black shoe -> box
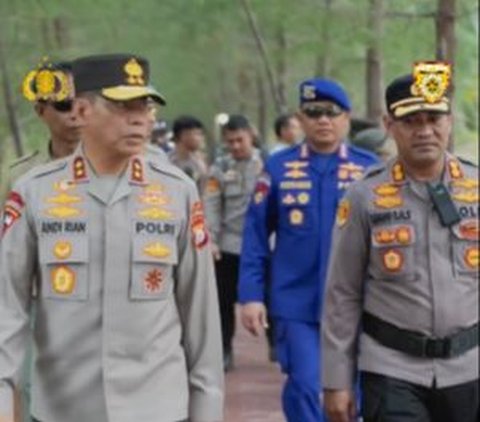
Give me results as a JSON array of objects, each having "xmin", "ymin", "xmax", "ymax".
[{"xmin": 223, "ymin": 350, "xmax": 234, "ymax": 372}]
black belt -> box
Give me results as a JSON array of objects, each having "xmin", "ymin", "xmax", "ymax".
[{"xmin": 363, "ymin": 312, "xmax": 479, "ymax": 359}]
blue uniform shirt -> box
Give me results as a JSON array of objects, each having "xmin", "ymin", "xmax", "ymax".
[{"xmin": 239, "ymin": 142, "xmax": 379, "ymax": 322}]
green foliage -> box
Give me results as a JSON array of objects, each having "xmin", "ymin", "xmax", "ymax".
[{"xmin": 0, "ymin": 0, "xmax": 478, "ymax": 168}]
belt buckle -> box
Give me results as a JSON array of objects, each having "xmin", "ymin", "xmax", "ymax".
[{"xmin": 424, "ymin": 337, "xmax": 451, "ymax": 358}]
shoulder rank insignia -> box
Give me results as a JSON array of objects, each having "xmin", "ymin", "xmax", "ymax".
[
  {"xmin": 73, "ymin": 157, "xmax": 88, "ymax": 181},
  {"xmin": 391, "ymin": 163, "xmax": 406, "ymax": 183},
  {"xmin": 336, "ymin": 199, "xmax": 350, "ymax": 228},
  {"xmin": 51, "ymin": 265, "xmax": 76, "ymax": 295},
  {"xmin": 130, "ymin": 158, "xmax": 144, "ymax": 183},
  {"xmin": 447, "ymin": 159, "xmax": 463, "ymax": 180}
]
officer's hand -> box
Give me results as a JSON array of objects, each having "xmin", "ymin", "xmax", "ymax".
[
  {"xmin": 211, "ymin": 243, "xmax": 222, "ymax": 261},
  {"xmin": 324, "ymin": 389, "xmax": 356, "ymax": 422},
  {"xmin": 241, "ymin": 302, "xmax": 268, "ymax": 337}
]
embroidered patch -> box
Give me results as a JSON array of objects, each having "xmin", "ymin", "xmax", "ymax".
[
  {"xmin": 73, "ymin": 157, "xmax": 87, "ymax": 181},
  {"xmin": 2, "ymin": 205, "xmax": 22, "ymax": 236},
  {"xmin": 282, "ymin": 194, "xmax": 296, "ymax": 205},
  {"xmin": 336, "ymin": 199, "xmax": 350, "ymax": 228},
  {"xmin": 452, "ymin": 190, "xmax": 478, "ymax": 204},
  {"xmin": 458, "ymin": 220, "xmax": 479, "ymax": 241},
  {"xmin": 381, "ymin": 249, "xmax": 404, "ymax": 272},
  {"xmin": 138, "ymin": 184, "xmax": 169, "ymax": 206},
  {"xmin": 205, "ymin": 177, "xmax": 221, "ymax": 194},
  {"xmin": 285, "ymin": 161, "xmax": 308, "ymax": 170},
  {"xmin": 280, "ymin": 181, "xmax": 312, "ymax": 190},
  {"xmin": 464, "ymin": 246, "xmax": 479, "ymax": 270},
  {"xmin": 289, "ymin": 209, "xmax": 304, "ymax": 225},
  {"xmin": 374, "ymin": 184, "xmax": 399, "ymax": 196},
  {"xmin": 374, "ymin": 229, "xmax": 396, "ymax": 245},
  {"xmin": 451, "ymin": 179, "xmax": 478, "ymax": 190},
  {"xmin": 51, "ymin": 265, "xmax": 76, "ymax": 295},
  {"xmin": 143, "ymin": 242, "xmax": 171, "ymax": 259},
  {"xmin": 253, "ymin": 173, "xmax": 271, "ymax": 204},
  {"xmin": 374, "ymin": 196, "xmax": 403, "ymax": 209},
  {"xmin": 391, "ymin": 163, "xmax": 405, "ymax": 183},
  {"xmin": 297, "ymin": 192, "xmax": 310, "ymax": 205},
  {"xmin": 190, "ymin": 201, "xmax": 209, "ymax": 249},
  {"xmin": 6, "ymin": 191, "xmax": 25, "ymax": 208},
  {"xmin": 53, "ymin": 240, "xmax": 73, "ymax": 260},
  {"xmin": 45, "ymin": 206, "xmax": 82, "ymax": 219},
  {"xmin": 138, "ymin": 207, "xmax": 174, "ymax": 220},
  {"xmin": 144, "ymin": 268, "xmax": 163, "ymax": 292},
  {"xmin": 395, "ymin": 226, "xmax": 413, "ymax": 244},
  {"xmin": 285, "ymin": 169, "xmax": 308, "ymax": 179}
]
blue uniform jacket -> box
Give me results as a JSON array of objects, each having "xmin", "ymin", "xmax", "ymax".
[{"xmin": 239, "ymin": 142, "xmax": 379, "ymax": 322}]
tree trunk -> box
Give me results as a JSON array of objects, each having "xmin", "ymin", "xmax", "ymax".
[
  {"xmin": 238, "ymin": 0, "xmax": 284, "ymax": 113},
  {"xmin": 275, "ymin": 23, "xmax": 288, "ymax": 113},
  {"xmin": 256, "ymin": 69, "xmax": 267, "ymax": 145},
  {"xmin": 53, "ymin": 15, "xmax": 70, "ymax": 49},
  {"xmin": 366, "ymin": 0, "xmax": 384, "ymax": 124},
  {"xmin": 436, "ymin": 0, "xmax": 456, "ymax": 151},
  {"xmin": 0, "ymin": 38, "xmax": 23, "ymax": 158},
  {"xmin": 315, "ymin": 0, "xmax": 333, "ymax": 77}
]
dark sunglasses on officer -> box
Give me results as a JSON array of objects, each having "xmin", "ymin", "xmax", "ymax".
[
  {"xmin": 301, "ymin": 103, "xmax": 344, "ymax": 119},
  {"xmin": 38, "ymin": 99, "xmax": 74, "ymax": 113}
]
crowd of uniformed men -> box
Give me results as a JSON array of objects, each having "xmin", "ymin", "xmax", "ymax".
[{"xmin": 0, "ymin": 54, "xmax": 478, "ymax": 422}]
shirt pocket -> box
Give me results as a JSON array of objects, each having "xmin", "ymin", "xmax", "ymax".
[
  {"xmin": 369, "ymin": 224, "xmax": 418, "ymax": 282},
  {"xmin": 451, "ymin": 220, "xmax": 479, "ymax": 279},
  {"xmin": 39, "ymin": 236, "xmax": 89, "ymax": 301},
  {"xmin": 130, "ymin": 234, "xmax": 178, "ymax": 301}
]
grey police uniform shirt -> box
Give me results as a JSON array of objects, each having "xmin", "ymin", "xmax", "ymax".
[
  {"xmin": 0, "ymin": 147, "xmax": 224, "ymax": 422},
  {"xmin": 168, "ymin": 149, "xmax": 209, "ymax": 194},
  {"xmin": 203, "ymin": 149, "xmax": 263, "ymax": 255},
  {"xmin": 322, "ymin": 154, "xmax": 478, "ymax": 390}
]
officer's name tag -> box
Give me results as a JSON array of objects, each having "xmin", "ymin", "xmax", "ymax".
[
  {"xmin": 41, "ymin": 220, "xmax": 87, "ymax": 234},
  {"xmin": 136, "ymin": 221, "xmax": 175, "ymax": 235},
  {"xmin": 370, "ymin": 210, "xmax": 411, "ymax": 225}
]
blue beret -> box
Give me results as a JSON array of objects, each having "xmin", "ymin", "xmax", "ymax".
[{"xmin": 299, "ymin": 78, "xmax": 351, "ymax": 111}]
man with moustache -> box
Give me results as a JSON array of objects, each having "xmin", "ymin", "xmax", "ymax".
[
  {"xmin": 0, "ymin": 54, "xmax": 223, "ymax": 422},
  {"xmin": 322, "ymin": 62, "xmax": 478, "ymax": 422}
]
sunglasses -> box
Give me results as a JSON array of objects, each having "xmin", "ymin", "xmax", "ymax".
[
  {"xmin": 51, "ymin": 101, "xmax": 74, "ymax": 113},
  {"xmin": 301, "ymin": 105, "xmax": 343, "ymax": 119}
]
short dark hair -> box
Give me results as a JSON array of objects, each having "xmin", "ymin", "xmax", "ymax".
[
  {"xmin": 274, "ymin": 113, "xmax": 295, "ymax": 138},
  {"xmin": 172, "ymin": 115, "xmax": 204, "ymax": 139},
  {"xmin": 222, "ymin": 114, "xmax": 251, "ymax": 132}
]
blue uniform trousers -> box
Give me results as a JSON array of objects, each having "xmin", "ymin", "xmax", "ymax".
[{"xmin": 274, "ymin": 318, "xmax": 326, "ymax": 422}]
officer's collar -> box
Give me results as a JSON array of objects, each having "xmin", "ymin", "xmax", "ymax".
[
  {"xmin": 70, "ymin": 144, "xmax": 147, "ymax": 186},
  {"xmin": 389, "ymin": 153, "xmax": 465, "ymax": 186},
  {"xmin": 299, "ymin": 141, "xmax": 348, "ymax": 161}
]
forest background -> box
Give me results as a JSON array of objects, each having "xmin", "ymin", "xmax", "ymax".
[{"xmin": 0, "ymin": 0, "xmax": 478, "ymax": 185}]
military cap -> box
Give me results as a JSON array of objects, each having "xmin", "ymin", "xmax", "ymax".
[
  {"xmin": 72, "ymin": 53, "xmax": 166, "ymax": 105},
  {"xmin": 22, "ymin": 59, "xmax": 74, "ymax": 102},
  {"xmin": 386, "ymin": 61, "xmax": 451, "ymax": 118},
  {"xmin": 299, "ymin": 78, "xmax": 351, "ymax": 111}
]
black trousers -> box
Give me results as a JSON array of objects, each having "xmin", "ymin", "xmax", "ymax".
[
  {"xmin": 361, "ymin": 371, "xmax": 479, "ymax": 422},
  {"xmin": 215, "ymin": 252, "xmax": 239, "ymax": 353}
]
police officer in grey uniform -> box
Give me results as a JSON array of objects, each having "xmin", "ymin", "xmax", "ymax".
[
  {"xmin": 322, "ymin": 63, "xmax": 478, "ymax": 422},
  {"xmin": 0, "ymin": 54, "xmax": 223, "ymax": 422},
  {"xmin": 1, "ymin": 61, "xmax": 81, "ymax": 205},
  {"xmin": 203, "ymin": 114, "xmax": 263, "ymax": 370}
]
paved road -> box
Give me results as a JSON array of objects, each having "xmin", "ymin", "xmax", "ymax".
[{"xmin": 224, "ymin": 308, "xmax": 285, "ymax": 422}]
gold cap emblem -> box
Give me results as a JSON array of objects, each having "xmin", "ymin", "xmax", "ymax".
[
  {"xmin": 411, "ymin": 61, "xmax": 451, "ymax": 104},
  {"xmin": 124, "ymin": 58, "xmax": 145, "ymax": 86}
]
